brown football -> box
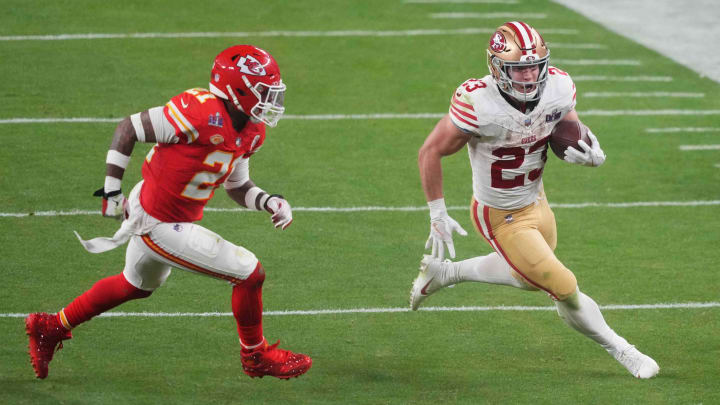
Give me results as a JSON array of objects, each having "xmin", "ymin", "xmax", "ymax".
[{"xmin": 549, "ymin": 120, "xmax": 591, "ymax": 159}]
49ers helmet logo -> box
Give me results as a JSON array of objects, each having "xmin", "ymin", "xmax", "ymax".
[
  {"xmin": 490, "ymin": 31, "xmax": 506, "ymax": 52},
  {"xmin": 236, "ymin": 55, "xmax": 266, "ymax": 76}
]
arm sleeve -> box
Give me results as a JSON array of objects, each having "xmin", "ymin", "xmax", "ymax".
[
  {"xmin": 148, "ymin": 106, "xmax": 180, "ymax": 144},
  {"xmin": 223, "ymin": 157, "xmax": 250, "ymax": 190}
]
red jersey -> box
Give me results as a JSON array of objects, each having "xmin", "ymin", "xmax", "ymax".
[{"xmin": 140, "ymin": 88, "xmax": 265, "ymax": 223}]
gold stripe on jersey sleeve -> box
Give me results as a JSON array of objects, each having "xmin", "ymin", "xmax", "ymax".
[{"xmin": 166, "ymin": 101, "xmax": 199, "ymax": 143}]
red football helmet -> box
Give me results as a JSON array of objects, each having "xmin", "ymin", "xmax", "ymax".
[{"xmin": 209, "ymin": 45, "xmax": 286, "ymax": 127}]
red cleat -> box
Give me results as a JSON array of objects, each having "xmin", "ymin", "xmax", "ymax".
[
  {"xmin": 25, "ymin": 312, "xmax": 72, "ymax": 379},
  {"xmin": 241, "ymin": 340, "xmax": 312, "ymax": 380}
]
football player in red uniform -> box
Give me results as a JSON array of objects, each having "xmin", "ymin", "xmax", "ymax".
[
  {"xmin": 25, "ymin": 45, "xmax": 312, "ymax": 380},
  {"xmin": 409, "ymin": 22, "xmax": 659, "ymax": 379}
]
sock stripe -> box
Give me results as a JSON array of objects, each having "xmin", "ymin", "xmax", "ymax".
[{"xmin": 140, "ymin": 235, "xmax": 244, "ymax": 284}]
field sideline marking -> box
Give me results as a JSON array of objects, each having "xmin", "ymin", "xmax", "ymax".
[
  {"xmin": 2, "ymin": 200, "xmax": 720, "ymax": 218},
  {"xmin": 0, "ymin": 27, "xmax": 577, "ymax": 41},
  {"xmin": 3, "ymin": 109, "xmax": 720, "ymax": 125},
  {"xmin": 2, "ymin": 302, "xmax": 718, "ymax": 318}
]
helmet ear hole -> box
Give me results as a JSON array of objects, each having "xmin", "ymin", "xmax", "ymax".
[{"xmin": 236, "ymin": 88, "xmax": 246, "ymax": 97}]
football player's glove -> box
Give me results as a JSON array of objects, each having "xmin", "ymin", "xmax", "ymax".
[
  {"xmin": 564, "ymin": 131, "xmax": 606, "ymax": 167},
  {"xmin": 93, "ymin": 188, "xmax": 127, "ymax": 219},
  {"xmin": 265, "ymin": 195, "xmax": 293, "ymax": 230},
  {"xmin": 425, "ymin": 199, "xmax": 467, "ymax": 261}
]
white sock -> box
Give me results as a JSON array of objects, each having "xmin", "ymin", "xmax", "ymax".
[
  {"xmin": 555, "ymin": 289, "xmax": 631, "ymax": 355},
  {"xmin": 448, "ymin": 253, "xmax": 534, "ymax": 290}
]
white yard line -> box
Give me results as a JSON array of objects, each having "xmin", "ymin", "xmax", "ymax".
[
  {"xmin": 546, "ymin": 43, "xmax": 607, "ymax": 49},
  {"xmin": 679, "ymin": 145, "xmax": 720, "ymax": 151},
  {"xmin": 3, "ymin": 109, "xmax": 720, "ymax": 125},
  {"xmin": 553, "ymin": 59, "xmax": 641, "ymax": 65},
  {"xmin": 1, "ymin": 301, "xmax": 718, "ymax": 318},
  {"xmin": 584, "ymin": 92, "xmax": 704, "ymax": 98},
  {"xmin": 405, "ymin": 0, "xmax": 518, "ymax": 3},
  {"xmin": 572, "ymin": 75, "xmax": 672, "ymax": 82},
  {"xmin": 0, "ymin": 27, "xmax": 578, "ymax": 41},
  {"xmin": 430, "ymin": 12, "xmax": 547, "ymax": 19},
  {"xmin": 580, "ymin": 110, "xmax": 720, "ymax": 116},
  {"xmin": 646, "ymin": 127, "xmax": 720, "ymax": 133},
  {"xmin": 2, "ymin": 200, "xmax": 719, "ymax": 218}
]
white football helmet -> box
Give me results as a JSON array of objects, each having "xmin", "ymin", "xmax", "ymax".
[{"xmin": 486, "ymin": 21, "xmax": 550, "ymax": 102}]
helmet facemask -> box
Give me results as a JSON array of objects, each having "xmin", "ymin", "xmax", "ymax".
[
  {"xmin": 243, "ymin": 77, "xmax": 286, "ymax": 127},
  {"xmin": 489, "ymin": 52, "xmax": 549, "ymax": 103}
]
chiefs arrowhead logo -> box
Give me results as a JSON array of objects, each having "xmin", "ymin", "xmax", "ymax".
[
  {"xmin": 236, "ymin": 55, "xmax": 266, "ymax": 76},
  {"xmin": 490, "ymin": 31, "xmax": 506, "ymax": 53}
]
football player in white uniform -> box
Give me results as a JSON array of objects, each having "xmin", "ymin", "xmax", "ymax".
[{"xmin": 409, "ymin": 21, "xmax": 659, "ymax": 379}]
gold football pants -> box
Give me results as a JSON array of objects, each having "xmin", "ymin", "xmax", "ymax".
[{"xmin": 470, "ymin": 194, "xmax": 577, "ymax": 301}]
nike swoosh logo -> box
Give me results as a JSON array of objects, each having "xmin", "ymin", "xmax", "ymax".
[
  {"xmin": 181, "ymin": 98, "xmax": 188, "ymax": 108},
  {"xmin": 420, "ymin": 278, "xmax": 434, "ymax": 295}
]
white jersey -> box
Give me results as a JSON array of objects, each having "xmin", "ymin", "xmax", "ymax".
[{"xmin": 449, "ymin": 67, "xmax": 576, "ymax": 210}]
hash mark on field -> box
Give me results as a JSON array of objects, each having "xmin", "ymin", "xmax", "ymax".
[
  {"xmin": 679, "ymin": 144, "xmax": 720, "ymax": 151},
  {"xmin": 2, "ymin": 201, "xmax": 720, "ymax": 218},
  {"xmin": 2, "ymin": 302, "xmax": 718, "ymax": 318},
  {"xmin": 0, "ymin": 27, "xmax": 578, "ymax": 41},
  {"xmin": 646, "ymin": 127, "xmax": 720, "ymax": 133}
]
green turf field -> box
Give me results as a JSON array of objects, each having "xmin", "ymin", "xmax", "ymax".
[{"xmin": 2, "ymin": 1, "xmax": 719, "ymax": 404}]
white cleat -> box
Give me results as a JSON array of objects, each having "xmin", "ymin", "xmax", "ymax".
[
  {"xmin": 613, "ymin": 345, "xmax": 660, "ymax": 379},
  {"xmin": 409, "ymin": 255, "xmax": 452, "ymax": 311}
]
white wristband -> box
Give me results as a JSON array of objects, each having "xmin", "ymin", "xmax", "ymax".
[
  {"xmin": 104, "ymin": 176, "xmax": 122, "ymax": 192},
  {"xmin": 244, "ymin": 186, "xmax": 270, "ymax": 211},
  {"xmin": 427, "ymin": 198, "xmax": 447, "ymax": 219},
  {"xmin": 107, "ymin": 150, "xmax": 130, "ymax": 169}
]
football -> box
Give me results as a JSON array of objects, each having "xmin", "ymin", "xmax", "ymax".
[{"xmin": 549, "ymin": 120, "xmax": 591, "ymax": 159}]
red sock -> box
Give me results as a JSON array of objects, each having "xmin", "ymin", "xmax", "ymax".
[
  {"xmin": 232, "ymin": 263, "xmax": 265, "ymax": 348},
  {"xmin": 59, "ymin": 272, "xmax": 152, "ymax": 329}
]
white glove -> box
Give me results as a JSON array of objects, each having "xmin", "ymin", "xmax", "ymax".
[
  {"xmin": 424, "ymin": 198, "xmax": 467, "ymax": 260},
  {"xmin": 266, "ymin": 196, "xmax": 293, "ymax": 230},
  {"xmin": 564, "ymin": 131, "xmax": 606, "ymax": 167},
  {"xmin": 93, "ymin": 188, "xmax": 127, "ymax": 219}
]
